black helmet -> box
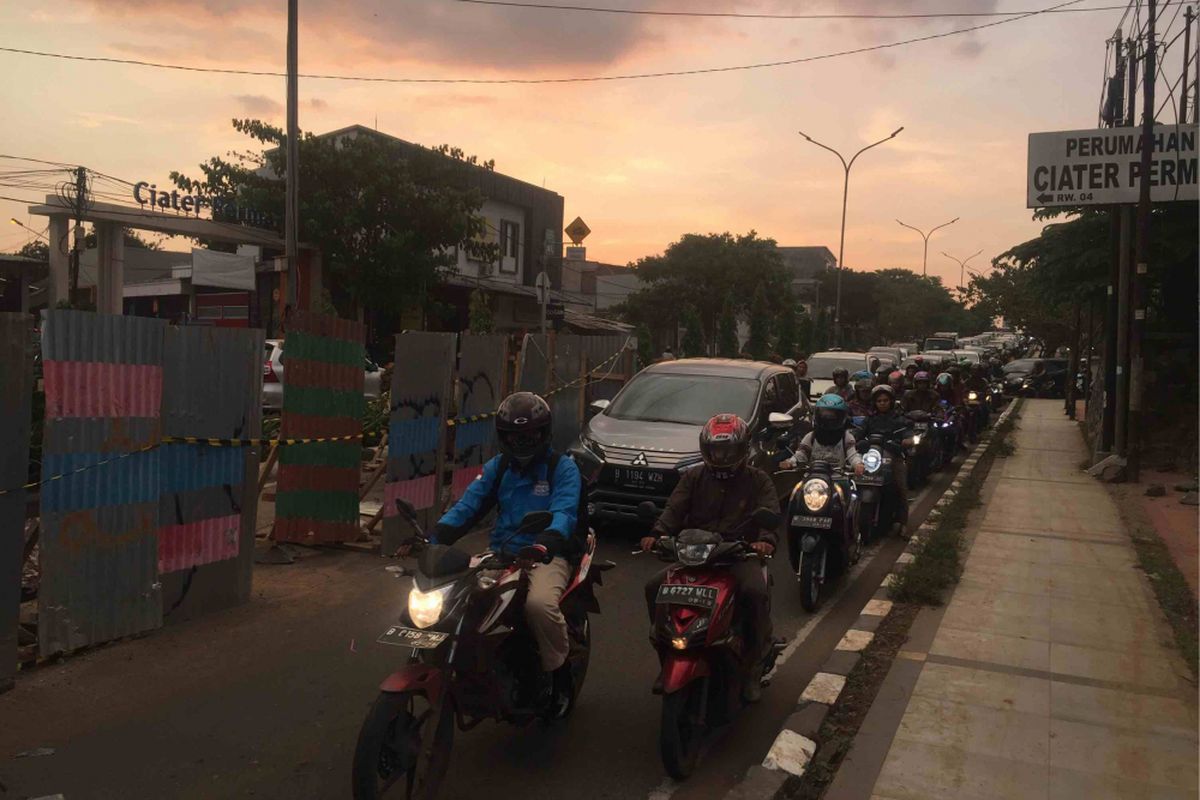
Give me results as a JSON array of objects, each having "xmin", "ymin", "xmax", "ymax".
[
  {"xmin": 873, "ymin": 367, "xmax": 891, "ymax": 386},
  {"xmin": 832, "ymin": 367, "xmax": 850, "ymax": 384},
  {"xmin": 699, "ymin": 413, "xmax": 751, "ymax": 480},
  {"xmin": 495, "ymin": 392, "xmax": 552, "ymax": 467},
  {"xmin": 854, "ymin": 378, "xmax": 873, "ymax": 399}
]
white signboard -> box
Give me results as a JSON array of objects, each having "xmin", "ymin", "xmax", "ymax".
[
  {"xmin": 191, "ymin": 247, "xmax": 256, "ymax": 290},
  {"xmin": 1027, "ymin": 124, "xmax": 1197, "ymax": 207}
]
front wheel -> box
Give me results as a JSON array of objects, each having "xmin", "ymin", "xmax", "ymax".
[
  {"xmin": 798, "ymin": 548, "xmax": 823, "ymax": 612},
  {"xmin": 858, "ymin": 500, "xmax": 878, "ymax": 544},
  {"xmin": 352, "ymin": 691, "xmax": 454, "ymax": 800},
  {"xmin": 563, "ymin": 615, "xmax": 592, "ymax": 718},
  {"xmin": 660, "ymin": 681, "xmax": 704, "ymax": 780}
]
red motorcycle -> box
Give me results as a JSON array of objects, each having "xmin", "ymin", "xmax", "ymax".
[
  {"xmin": 352, "ymin": 500, "xmax": 613, "ymax": 799},
  {"xmin": 639, "ymin": 502, "xmax": 784, "ymax": 780}
]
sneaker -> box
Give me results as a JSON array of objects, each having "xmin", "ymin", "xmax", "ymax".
[{"xmin": 550, "ymin": 664, "xmax": 573, "ymax": 719}]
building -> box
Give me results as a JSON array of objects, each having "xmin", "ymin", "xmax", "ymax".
[
  {"xmin": 0, "ymin": 254, "xmax": 46, "ymax": 313},
  {"xmin": 776, "ymin": 245, "xmax": 835, "ymax": 315},
  {"xmin": 560, "ymin": 257, "xmax": 641, "ymax": 313}
]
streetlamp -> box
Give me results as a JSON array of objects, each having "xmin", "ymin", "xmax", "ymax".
[
  {"xmin": 897, "ymin": 217, "xmax": 959, "ymax": 277},
  {"xmin": 799, "ymin": 126, "xmax": 904, "ymax": 347},
  {"xmin": 943, "ymin": 249, "xmax": 983, "ymax": 291}
]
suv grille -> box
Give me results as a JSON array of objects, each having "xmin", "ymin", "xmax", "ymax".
[{"xmin": 600, "ymin": 443, "xmax": 701, "ymax": 469}]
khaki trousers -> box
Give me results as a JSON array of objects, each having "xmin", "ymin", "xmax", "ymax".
[{"xmin": 525, "ymin": 557, "xmax": 572, "ymax": 671}]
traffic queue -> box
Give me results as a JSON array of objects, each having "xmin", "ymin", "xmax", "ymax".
[{"xmin": 357, "ymin": 333, "xmax": 1017, "ymax": 798}]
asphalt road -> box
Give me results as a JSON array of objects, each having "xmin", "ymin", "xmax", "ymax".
[{"xmin": 0, "ymin": 469, "xmax": 954, "ymax": 800}]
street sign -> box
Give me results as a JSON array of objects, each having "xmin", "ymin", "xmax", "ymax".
[
  {"xmin": 1027, "ymin": 124, "xmax": 1197, "ymax": 207},
  {"xmin": 546, "ymin": 301, "xmax": 566, "ymax": 322},
  {"xmin": 565, "ymin": 217, "xmax": 592, "ymax": 244},
  {"xmin": 565, "ymin": 246, "xmax": 587, "ymax": 261},
  {"xmin": 535, "ymin": 271, "xmax": 550, "ymax": 305}
]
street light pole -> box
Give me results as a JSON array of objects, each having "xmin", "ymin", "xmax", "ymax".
[
  {"xmin": 943, "ymin": 249, "xmax": 983, "ymax": 291},
  {"xmin": 897, "ymin": 217, "xmax": 959, "ymax": 277},
  {"xmin": 799, "ymin": 126, "xmax": 904, "ymax": 347}
]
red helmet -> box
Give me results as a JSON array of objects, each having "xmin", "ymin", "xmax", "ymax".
[
  {"xmin": 888, "ymin": 370, "xmax": 905, "ymax": 390},
  {"xmin": 699, "ymin": 413, "xmax": 751, "ymax": 480}
]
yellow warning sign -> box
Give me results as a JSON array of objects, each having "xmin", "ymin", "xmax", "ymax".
[{"xmin": 565, "ymin": 217, "xmax": 591, "ymax": 244}]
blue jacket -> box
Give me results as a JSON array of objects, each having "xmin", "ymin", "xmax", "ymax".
[{"xmin": 436, "ymin": 453, "xmax": 581, "ymax": 554}]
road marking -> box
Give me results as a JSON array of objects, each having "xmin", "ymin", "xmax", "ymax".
[
  {"xmin": 862, "ymin": 599, "xmax": 893, "ymax": 616},
  {"xmin": 896, "ymin": 552, "xmax": 914, "ymax": 564},
  {"xmin": 835, "ymin": 629, "xmax": 874, "ymax": 652},
  {"xmin": 801, "ymin": 672, "xmax": 846, "ymax": 704},
  {"xmin": 762, "ymin": 729, "xmax": 816, "ymax": 775}
]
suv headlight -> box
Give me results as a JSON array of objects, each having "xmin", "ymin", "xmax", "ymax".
[
  {"xmin": 802, "ymin": 478, "xmax": 830, "ymax": 512},
  {"xmin": 863, "ymin": 448, "xmax": 883, "ymax": 473},
  {"xmin": 408, "ymin": 584, "xmax": 453, "ymax": 629},
  {"xmin": 581, "ymin": 435, "xmax": 605, "ymax": 459}
]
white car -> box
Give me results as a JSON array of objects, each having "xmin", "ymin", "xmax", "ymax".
[
  {"xmin": 806, "ymin": 351, "xmax": 874, "ymax": 398},
  {"xmin": 262, "ymin": 338, "xmax": 383, "ymax": 410}
]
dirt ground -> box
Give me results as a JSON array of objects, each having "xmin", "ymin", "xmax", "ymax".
[{"xmin": 1135, "ymin": 469, "xmax": 1199, "ymax": 597}]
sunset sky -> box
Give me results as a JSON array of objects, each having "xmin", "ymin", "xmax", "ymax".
[{"xmin": 0, "ymin": 0, "xmax": 1176, "ymax": 289}]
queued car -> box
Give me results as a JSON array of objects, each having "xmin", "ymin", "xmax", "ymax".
[
  {"xmin": 262, "ymin": 338, "xmax": 384, "ymax": 410},
  {"xmin": 806, "ymin": 351, "xmax": 874, "ymax": 398},
  {"xmin": 569, "ymin": 359, "xmax": 806, "ymax": 524},
  {"xmin": 868, "ymin": 346, "xmax": 905, "ymax": 369},
  {"xmin": 1001, "ymin": 358, "xmax": 1069, "ymax": 397}
]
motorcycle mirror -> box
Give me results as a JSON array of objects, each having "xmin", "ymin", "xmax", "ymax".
[
  {"xmin": 517, "ymin": 510, "xmax": 554, "ymax": 534},
  {"xmin": 394, "ymin": 498, "xmax": 417, "ymax": 521},
  {"xmin": 751, "ymin": 507, "xmax": 782, "ymax": 530},
  {"xmin": 636, "ymin": 500, "xmax": 659, "ymax": 524}
]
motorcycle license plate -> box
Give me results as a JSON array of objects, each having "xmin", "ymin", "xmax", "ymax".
[
  {"xmin": 613, "ymin": 467, "xmax": 665, "ymax": 490},
  {"xmin": 857, "ymin": 474, "xmax": 884, "ymax": 486},
  {"xmin": 377, "ymin": 626, "xmax": 449, "ymax": 650},
  {"xmin": 792, "ymin": 515, "xmax": 832, "ymax": 529},
  {"xmin": 656, "ymin": 584, "xmax": 718, "ymax": 609}
]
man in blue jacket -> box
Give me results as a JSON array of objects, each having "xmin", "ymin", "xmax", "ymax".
[{"xmin": 431, "ymin": 391, "xmax": 581, "ymax": 713}]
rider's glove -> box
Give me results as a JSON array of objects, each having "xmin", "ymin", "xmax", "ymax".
[
  {"xmin": 533, "ymin": 532, "xmax": 563, "ymax": 561},
  {"xmin": 517, "ymin": 543, "xmax": 552, "ymax": 565}
]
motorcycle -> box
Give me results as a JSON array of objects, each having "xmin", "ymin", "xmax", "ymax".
[
  {"xmin": 905, "ymin": 410, "xmax": 940, "ymax": 488},
  {"xmin": 934, "ymin": 400, "xmax": 961, "ymax": 460},
  {"xmin": 855, "ymin": 433, "xmax": 902, "ymax": 542},
  {"xmin": 965, "ymin": 388, "xmax": 988, "ymax": 437},
  {"xmin": 787, "ymin": 459, "xmax": 860, "ymax": 612},
  {"xmin": 352, "ymin": 500, "xmax": 614, "ymax": 799},
  {"xmin": 639, "ymin": 501, "xmax": 785, "ymax": 780}
]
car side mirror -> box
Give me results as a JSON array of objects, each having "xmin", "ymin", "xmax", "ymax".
[
  {"xmin": 751, "ymin": 507, "xmax": 781, "ymax": 530},
  {"xmin": 636, "ymin": 500, "xmax": 659, "ymax": 524},
  {"xmin": 517, "ymin": 510, "xmax": 553, "ymax": 534},
  {"xmin": 588, "ymin": 399, "xmax": 611, "ymax": 414},
  {"xmin": 768, "ymin": 412, "xmax": 794, "ymax": 430}
]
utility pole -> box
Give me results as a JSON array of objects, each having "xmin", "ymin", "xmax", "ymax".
[
  {"xmin": 1114, "ymin": 38, "xmax": 1138, "ymax": 464},
  {"xmin": 1128, "ymin": 0, "xmax": 1156, "ymax": 481},
  {"xmin": 942, "ymin": 249, "xmax": 982, "ymax": 292},
  {"xmin": 285, "ymin": 0, "xmax": 300, "ymax": 315},
  {"xmin": 66, "ymin": 165, "xmax": 88, "ymax": 304},
  {"xmin": 1102, "ymin": 32, "xmax": 1125, "ymax": 453},
  {"xmin": 799, "ymin": 127, "xmax": 903, "ymax": 347},
  {"xmin": 1182, "ymin": 6, "xmax": 1194, "ymax": 122},
  {"xmin": 897, "ymin": 217, "xmax": 959, "ymax": 277}
]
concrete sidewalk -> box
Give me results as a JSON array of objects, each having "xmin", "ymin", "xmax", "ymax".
[{"xmin": 842, "ymin": 400, "xmax": 1198, "ymax": 800}]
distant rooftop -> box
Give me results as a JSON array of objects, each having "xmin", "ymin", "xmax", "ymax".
[{"xmin": 777, "ymin": 246, "xmax": 835, "ymax": 279}]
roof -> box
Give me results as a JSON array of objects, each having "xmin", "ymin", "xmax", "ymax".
[
  {"xmin": 0, "ymin": 254, "xmax": 46, "ymax": 266},
  {"xmin": 77, "ymin": 247, "xmax": 192, "ymax": 288},
  {"xmin": 776, "ymin": 246, "xmax": 836, "ymax": 279},
  {"xmin": 644, "ymin": 358, "xmax": 788, "ymax": 379},
  {"xmin": 809, "ymin": 350, "xmax": 868, "ymax": 359}
]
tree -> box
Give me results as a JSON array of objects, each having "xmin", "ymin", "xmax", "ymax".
[
  {"xmin": 171, "ymin": 118, "xmax": 498, "ymax": 321},
  {"xmin": 717, "ymin": 297, "xmax": 739, "ymax": 358},
  {"xmin": 619, "ymin": 231, "xmax": 791, "ymax": 348},
  {"xmin": 775, "ymin": 297, "xmax": 797, "ymax": 358},
  {"xmin": 680, "ymin": 305, "xmax": 704, "ymax": 357},
  {"xmin": 796, "ymin": 310, "xmax": 814, "ymax": 356},
  {"xmin": 468, "ymin": 288, "xmax": 494, "ymax": 333},
  {"xmin": 12, "ymin": 240, "xmax": 48, "ymax": 261},
  {"xmin": 634, "ymin": 323, "xmax": 654, "ymax": 369},
  {"xmin": 746, "ymin": 283, "xmax": 772, "ymax": 360}
]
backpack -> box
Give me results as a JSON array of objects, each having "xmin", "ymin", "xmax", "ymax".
[{"xmin": 484, "ymin": 451, "xmax": 590, "ymax": 560}]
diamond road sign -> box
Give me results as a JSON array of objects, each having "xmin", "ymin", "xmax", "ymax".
[
  {"xmin": 565, "ymin": 217, "xmax": 591, "ymax": 244},
  {"xmin": 1027, "ymin": 124, "xmax": 1197, "ymax": 207}
]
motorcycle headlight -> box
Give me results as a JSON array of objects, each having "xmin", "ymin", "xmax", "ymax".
[
  {"xmin": 677, "ymin": 542, "xmax": 717, "ymax": 566},
  {"xmin": 968, "ymin": 391, "xmax": 979, "ymax": 401},
  {"xmin": 912, "ymin": 434, "xmax": 921, "ymax": 446},
  {"xmin": 408, "ymin": 584, "xmax": 453, "ymax": 629},
  {"xmin": 863, "ymin": 448, "xmax": 883, "ymax": 473},
  {"xmin": 802, "ymin": 478, "xmax": 830, "ymax": 512}
]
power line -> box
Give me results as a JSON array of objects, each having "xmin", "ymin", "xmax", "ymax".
[
  {"xmin": 455, "ymin": 0, "xmax": 1129, "ymax": 19},
  {"xmin": 0, "ymin": 0, "xmax": 1092, "ymax": 85}
]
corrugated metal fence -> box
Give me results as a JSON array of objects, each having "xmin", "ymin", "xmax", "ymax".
[
  {"xmin": 450, "ymin": 335, "xmax": 509, "ymax": 500},
  {"xmin": 0, "ymin": 314, "xmax": 33, "ymax": 690},
  {"xmin": 274, "ymin": 312, "xmax": 366, "ymax": 544}
]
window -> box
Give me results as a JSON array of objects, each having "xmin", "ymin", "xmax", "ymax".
[
  {"xmin": 499, "ymin": 220, "xmax": 519, "ymax": 273},
  {"xmin": 776, "ymin": 372, "xmax": 801, "ymax": 411}
]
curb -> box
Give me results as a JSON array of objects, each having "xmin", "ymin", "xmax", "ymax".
[{"xmin": 727, "ymin": 400, "xmax": 1021, "ymax": 797}]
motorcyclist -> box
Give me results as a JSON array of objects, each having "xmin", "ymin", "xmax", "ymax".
[
  {"xmin": 794, "ymin": 359, "xmax": 812, "ymax": 399},
  {"xmin": 888, "ymin": 370, "xmax": 907, "ymax": 402},
  {"xmin": 830, "ymin": 367, "xmax": 853, "ymax": 401},
  {"xmin": 965, "ymin": 363, "xmax": 992, "ymax": 428},
  {"xmin": 903, "ymin": 371, "xmax": 940, "ymax": 414},
  {"xmin": 903, "ymin": 363, "xmax": 918, "ymax": 390},
  {"xmin": 785, "ymin": 394, "xmax": 864, "ymax": 476},
  {"xmin": 409, "ymin": 392, "xmax": 581, "ymax": 714},
  {"xmin": 872, "ymin": 366, "xmax": 891, "ymax": 387},
  {"xmin": 935, "ymin": 372, "xmax": 967, "ymax": 450},
  {"xmin": 847, "ymin": 378, "xmax": 874, "ymax": 422},
  {"xmin": 854, "ymin": 385, "xmax": 913, "ymax": 530},
  {"xmin": 641, "ymin": 413, "xmax": 778, "ymax": 701}
]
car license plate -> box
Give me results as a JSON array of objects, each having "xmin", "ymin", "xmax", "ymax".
[
  {"xmin": 613, "ymin": 467, "xmax": 665, "ymax": 489},
  {"xmin": 656, "ymin": 584, "xmax": 718, "ymax": 609},
  {"xmin": 857, "ymin": 474, "xmax": 884, "ymax": 486},
  {"xmin": 377, "ymin": 626, "xmax": 449, "ymax": 650},
  {"xmin": 792, "ymin": 515, "xmax": 832, "ymax": 529}
]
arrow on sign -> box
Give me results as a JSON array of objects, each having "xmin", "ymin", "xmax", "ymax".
[{"xmin": 1036, "ymin": 193, "xmax": 1054, "ymax": 204}]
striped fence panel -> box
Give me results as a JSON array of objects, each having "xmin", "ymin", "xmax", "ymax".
[
  {"xmin": 382, "ymin": 332, "xmax": 456, "ymax": 554},
  {"xmin": 158, "ymin": 326, "xmax": 262, "ymax": 620},
  {"xmin": 38, "ymin": 311, "xmax": 166, "ymax": 655},
  {"xmin": 274, "ymin": 312, "xmax": 366, "ymax": 544},
  {"xmin": 0, "ymin": 314, "xmax": 33, "ymax": 690},
  {"xmin": 450, "ymin": 335, "xmax": 509, "ymax": 501}
]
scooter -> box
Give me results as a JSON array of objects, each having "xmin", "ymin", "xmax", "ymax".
[
  {"xmin": 787, "ymin": 459, "xmax": 860, "ymax": 612},
  {"xmin": 352, "ymin": 500, "xmax": 614, "ymax": 800},
  {"xmin": 905, "ymin": 410, "xmax": 940, "ymax": 487},
  {"xmin": 855, "ymin": 433, "xmax": 903, "ymax": 541},
  {"xmin": 639, "ymin": 501, "xmax": 784, "ymax": 781}
]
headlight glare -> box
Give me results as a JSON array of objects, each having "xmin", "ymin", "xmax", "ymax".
[
  {"xmin": 678, "ymin": 542, "xmax": 716, "ymax": 566},
  {"xmin": 802, "ymin": 478, "xmax": 830, "ymax": 512},
  {"xmin": 408, "ymin": 584, "xmax": 452, "ymax": 629},
  {"xmin": 912, "ymin": 434, "xmax": 921, "ymax": 446}
]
